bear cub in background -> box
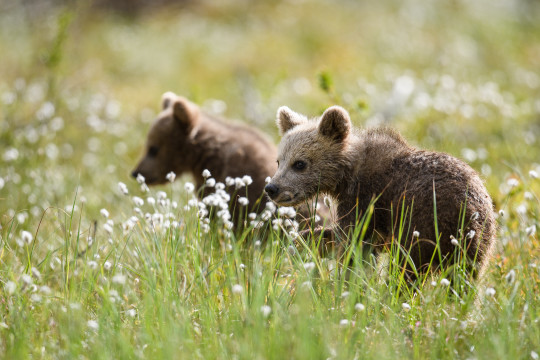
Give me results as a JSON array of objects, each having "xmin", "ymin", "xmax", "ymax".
[
  {"xmin": 265, "ymin": 105, "xmax": 495, "ymax": 279},
  {"xmin": 132, "ymin": 92, "xmax": 277, "ymax": 214}
]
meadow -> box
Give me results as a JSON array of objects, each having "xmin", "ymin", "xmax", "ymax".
[{"xmin": 0, "ymin": 0, "xmax": 539, "ymax": 358}]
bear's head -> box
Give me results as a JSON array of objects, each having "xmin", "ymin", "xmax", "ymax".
[
  {"xmin": 265, "ymin": 105, "xmax": 351, "ymax": 206},
  {"xmin": 131, "ymin": 92, "xmax": 200, "ymax": 185}
]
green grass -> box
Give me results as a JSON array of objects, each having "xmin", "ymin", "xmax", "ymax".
[{"xmin": 1, "ymin": 1, "xmax": 540, "ymax": 359}]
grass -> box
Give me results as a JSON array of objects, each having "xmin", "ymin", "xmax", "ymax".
[{"xmin": 1, "ymin": 0, "xmax": 539, "ymax": 359}]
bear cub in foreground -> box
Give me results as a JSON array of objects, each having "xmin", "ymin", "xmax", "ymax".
[
  {"xmin": 132, "ymin": 92, "xmax": 277, "ymax": 214},
  {"xmin": 265, "ymin": 105, "xmax": 496, "ymax": 279}
]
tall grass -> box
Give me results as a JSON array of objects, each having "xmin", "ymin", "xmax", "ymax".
[{"xmin": 1, "ymin": 0, "xmax": 539, "ymax": 359}]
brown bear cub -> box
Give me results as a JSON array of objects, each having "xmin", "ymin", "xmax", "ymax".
[
  {"xmin": 132, "ymin": 92, "xmax": 277, "ymax": 215},
  {"xmin": 265, "ymin": 105, "xmax": 496, "ymax": 279},
  {"xmin": 131, "ymin": 92, "xmax": 329, "ymax": 229}
]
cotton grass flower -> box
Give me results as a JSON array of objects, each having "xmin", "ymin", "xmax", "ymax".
[
  {"xmin": 339, "ymin": 319, "xmax": 350, "ymax": 327},
  {"xmin": 103, "ymin": 261, "xmax": 112, "ymax": 271},
  {"xmin": 402, "ymin": 303, "xmax": 411, "ymax": 312},
  {"xmin": 184, "ymin": 182, "xmax": 195, "ymax": 193},
  {"xmin": 112, "ymin": 274, "xmax": 127, "ymax": 285},
  {"xmin": 260, "ymin": 305, "xmax": 272, "ymax": 318},
  {"xmin": 232, "ymin": 284, "xmax": 243, "ymax": 294},
  {"xmin": 118, "ymin": 182, "xmax": 129, "ymax": 195},
  {"xmin": 5, "ymin": 281, "xmax": 16, "ymax": 295},
  {"xmin": 450, "ymin": 236, "xmax": 459, "ymax": 246},
  {"xmin": 412, "ymin": 231, "xmax": 420, "ymax": 238},
  {"xmin": 202, "ymin": 169, "xmax": 211, "ymax": 178},
  {"xmin": 440, "ymin": 278, "xmax": 451, "ymax": 287},
  {"xmin": 485, "ymin": 287, "xmax": 496, "ymax": 297},
  {"xmin": 303, "ymin": 262, "xmax": 316, "ymax": 272},
  {"xmin": 525, "ymin": 225, "xmax": 536, "ymax": 237},
  {"xmin": 206, "ymin": 178, "xmax": 216, "ymax": 187},
  {"xmin": 132, "ymin": 196, "xmax": 144, "ymax": 207},
  {"xmin": 21, "ymin": 230, "xmax": 33, "ymax": 245},
  {"xmin": 166, "ymin": 171, "xmax": 176, "ymax": 182},
  {"xmin": 505, "ymin": 269, "xmax": 516, "ymax": 284},
  {"xmin": 136, "ymin": 173, "xmax": 145, "ymax": 184},
  {"xmin": 507, "ymin": 178, "xmax": 519, "ymax": 188},
  {"xmin": 529, "ymin": 170, "xmax": 539, "ymax": 179},
  {"xmin": 87, "ymin": 320, "xmax": 99, "ymax": 331},
  {"xmin": 355, "ymin": 303, "xmax": 365, "ymax": 312},
  {"xmin": 242, "ymin": 175, "xmax": 253, "ymax": 186},
  {"xmin": 103, "ymin": 223, "xmax": 113, "ymax": 235},
  {"xmin": 238, "ymin": 197, "xmax": 249, "ymax": 206},
  {"xmin": 100, "ymin": 208, "xmax": 109, "ymax": 218}
]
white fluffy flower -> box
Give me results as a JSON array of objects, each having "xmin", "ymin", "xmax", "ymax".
[
  {"xmin": 202, "ymin": 169, "xmax": 211, "ymax": 178},
  {"xmin": 303, "ymin": 262, "xmax": 316, "ymax": 272},
  {"xmin": 206, "ymin": 178, "xmax": 216, "ymax": 187},
  {"xmin": 112, "ymin": 274, "xmax": 127, "ymax": 285},
  {"xmin": 184, "ymin": 182, "xmax": 195, "ymax": 193},
  {"xmin": 412, "ymin": 231, "xmax": 420, "ymax": 238},
  {"xmin": 402, "ymin": 302, "xmax": 411, "ymax": 312},
  {"xmin": 440, "ymin": 278, "xmax": 450, "ymax": 287},
  {"xmin": 260, "ymin": 305, "xmax": 272, "ymax": 318},
  {"xmin": 136, "ymin": 173, "xmax": 145, "ymax": 184},
  {"xmin": 505, "ymin": 269, "xmax": 516, "ymax": 284},
  {"xmin": 485, "ymin": 287, "xmax": 496, "ymax": 297},
  {"xmin": 103, "ymin": 223, "xmax": 113, "ymax": 235},
  {"xmin": 87, "ymin": 320, "xmax": 99, "ymax": 330},
  {"xmin": 100, "ymin": 208, "xmax": 110, "ymax": 218},
  {"xmin": 166, "ymin": 171, "xmax": 176, "ymax": 182},
  {"xmin": 242, "ymin": 175, "xmax": 253, "ymax": 186},
  {"xmin": 355, "ymin": 303, "xmax": 365, "ymax": 312},
  {"xmin": 507, "ymin": 178, "xmax": 519, "ymax": 188},
  {"xmin": 21, "ymin": 230, "xmax": 33, "ymax": 244},
  {"xmin": 529, "ymin": 170, "xmax": 538, "ymax": 179},
  {"xmin": 232, "ymin": 284, "xmax": 243, "ymax": 294},
  {"xmin": 265, "ymin": 176, "xmax": 271, "ymax": 184},
  {"xmin": 118, "ymin": 182, "xmax": 129, "ymax": 195},
  {"xmin": 5, "ymin": 281, "xmax": 16, "ymax": 295},
  {"xmin": 238, "ymin": 197, "xmax": 249, "ymax": 206},
  {"xmin": 132, "ymin": 196, "xmax": 144, "ymax": 207},
  {"xmin": 526, "ymin": 225, "xmax": 536, "ymax": 237}
]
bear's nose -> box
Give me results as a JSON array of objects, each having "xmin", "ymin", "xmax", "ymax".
[
  {"xmin": 131, "ymin": 170, "xmax": 139, "ymax": 179},
  {"xmin": 264, "ymin": 183, "xmax": 279, "ymax": 198}
]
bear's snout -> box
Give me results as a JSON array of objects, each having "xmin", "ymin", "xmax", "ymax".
[
  {"xmin": 264, "ymin": 183, "xmax": 279, "ymax": 199},
  {"xmin": 131, "ymin": 170, "xmax": 139, "ymax": 179}
]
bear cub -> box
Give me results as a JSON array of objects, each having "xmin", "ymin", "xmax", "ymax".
[
  {"xmin": 265, "ymin": 105, "xmax": 496, "ymax": 279},
  {"xmin": 132, "ymin": 92, "xmax": 277, "ymax": 215}
]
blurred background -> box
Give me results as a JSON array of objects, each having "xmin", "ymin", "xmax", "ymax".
[{"xmin": 1, "ymin": 0, "xmax": 540, "ymax": 218}]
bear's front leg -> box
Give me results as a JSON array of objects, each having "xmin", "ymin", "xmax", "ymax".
[{"xmin": 298, "ymin": 226, "xmax": 346, "ymax": 256}]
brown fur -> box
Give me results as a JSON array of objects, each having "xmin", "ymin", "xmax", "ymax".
[
  {"xmin": 267, "ymin": 105, "xmax": 496, "ymax": 279},
  {"xmin": 132, "ymin": 92, "xmax": 277, "ymax": 213},
  {"xmin": 131, "ymin": 93, "xmax": 332, "ymax": 229}
]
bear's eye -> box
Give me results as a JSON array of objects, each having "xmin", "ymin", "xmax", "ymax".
[
  {"xmin": 292, "ymin": 160, "xmax": 306, "ymax": 171},
  {"xmin": 148, "ymin": 146, "xmax": 159, "ymax": 157}
]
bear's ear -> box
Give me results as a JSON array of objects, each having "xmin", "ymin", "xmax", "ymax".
[
  {"xmin": 172, "ymin": 97, "xmax": 200, "ymax": 132},
  {"xmin": 276, "ymin": 106, "xmax": 306, "ymax": 135},
  {"xmin": 161, "ymin": 92, "xmax": 177, "ymax": 110},
  {"xmin": 318, "ymin": 106, "xmax": 351, "ymax": 142}
]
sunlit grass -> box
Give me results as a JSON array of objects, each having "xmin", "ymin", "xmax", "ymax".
[{"xmin": 1, "ymin": 0, "xmax": 539, "ymax": 358}]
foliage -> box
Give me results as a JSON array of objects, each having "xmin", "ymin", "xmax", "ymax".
[{"xmin": 1, "ymin": 0, "xmax": 539, "ymax": 358}]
